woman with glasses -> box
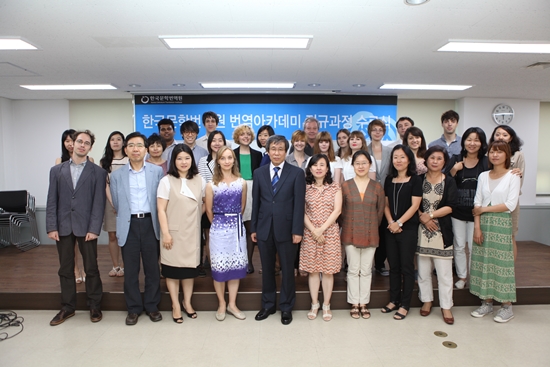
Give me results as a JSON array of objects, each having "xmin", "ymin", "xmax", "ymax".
[
  {"xmin": 340, "ymin": 151, "xmax": 385, "ymax": 319},
  {"xmin": 446, "ymin": 127, "xmax": 489, "ymax": 289}
]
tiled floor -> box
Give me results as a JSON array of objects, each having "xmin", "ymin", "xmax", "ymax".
[{"xmin": 2, "ymin": 305, "xmax": 549, "ymax": 367}]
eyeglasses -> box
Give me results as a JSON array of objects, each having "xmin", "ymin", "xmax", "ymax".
[
  {"xmin": 353, "ymin": 161, "xmax": 370, "ymax": 166},
  {"xmin": 75, "ymin": 139, "xmax": 91, "ymax": 147},
  {"xmin": 182, "ymin": 131, "xmax": 197, "ymax": 135},
  {"xmin": 127, "ymin": 143, "xmax": 145, "ymax": 148}
]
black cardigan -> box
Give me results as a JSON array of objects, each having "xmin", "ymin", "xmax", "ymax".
[
  {"xmin": 419, "ymin": 174, "xmax": 458, "ymax": 248},
  {"xmin": 234, "ymin": 146, "xmax": 263, "ymax": 178}
]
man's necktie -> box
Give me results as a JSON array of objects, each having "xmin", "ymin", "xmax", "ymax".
[{"xmin": 271, "ymin": 167, "xmax": 280, "ymax": 193}]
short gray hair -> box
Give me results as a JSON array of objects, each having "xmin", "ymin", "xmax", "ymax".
[
  {"xmin": 266, "ymin": 135, "xmax": 289, "ymax": 152},
  {"xmin": 304, "ymin": 117, "xmax": 320, "ymax": 129}
]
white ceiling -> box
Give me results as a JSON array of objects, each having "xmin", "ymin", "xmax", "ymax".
[{"xmin": 1, "ymin": 0, "xmax": 549, "ymax": 101}]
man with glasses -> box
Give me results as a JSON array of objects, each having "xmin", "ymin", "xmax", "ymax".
[
  {"xmin": 180, "ymin": 120, "xmax": 208, "ymax": 163},
  {"xmin": 110, "ymin": 132, "xmax": 164, "ymax": 325},
  {"xmin": 46, "ymin": 130, "xmax": 107, "ymax": 326}
]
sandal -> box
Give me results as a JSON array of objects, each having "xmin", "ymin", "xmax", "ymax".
[
  {"xmin": 322, "ymin": 304, "xmax": 332, "ymax": 321},
  {"xmin": 381, "ymin": 302, "xmax": 400, "ymax": 313},
  {"xmin": 360, "ymin": 305, "xmax": 371, "ymax": 319},
  {"xmin": 350, "ymin": 305, "xmax": 360, "ymax": 319},
  {"xmin": 116, "ymin": 267, "xmax": 124, "ymax": 277},
  {"xmin": 108, "ymin": 266, "xmax": 119, "ymax": 277},
  {"xmin": 393, "ymin": 308, "xmax": 408, "ymax": 320},
  {"xmin": 307, "ymin": 303, "xmax": 320, "ymax": 320}
]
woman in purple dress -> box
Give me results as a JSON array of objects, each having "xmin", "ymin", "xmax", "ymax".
[{"xmin": 205, "ymin": 146, "xmax": 248, "ymax": 321}]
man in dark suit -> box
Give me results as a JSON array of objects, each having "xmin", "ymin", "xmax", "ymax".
[
  {"xmin": 251, "ymin": 135, "xmax": 306, "ymax": 325},
  {"xmin": 46, "ymin": 130, "xmax": 107, "ymax": 326},
  {"xmin": 110, "ymin": 132, "xmax": 164, "ymax": 325}
]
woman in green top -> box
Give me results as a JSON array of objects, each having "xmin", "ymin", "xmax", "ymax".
[{"xmin": 233, "ymin": 125, "xmax": 263, "ymax": 274}]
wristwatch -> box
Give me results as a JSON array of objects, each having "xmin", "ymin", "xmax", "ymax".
[
  {"xmin": 429, "ymin": 213, "xmax": 434, "ymax": 219},
  {"xmin": 396, "ymin": 220, "xmax": 403, "ymax": 227}
]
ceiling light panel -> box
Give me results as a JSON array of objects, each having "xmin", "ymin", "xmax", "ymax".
[
  {"xmin": 0, "ymin": 38, "xmax": 37, "ymax": 50},
  {"xmin": 160, "ymin": 36, "xmax": 312, "ymax": 49},
  {"xmin": 20, "ymin": 84, "xmax": 117, "ymax": 90},
  {"xmin": 438, "ymin": 41, "xmax": 550, "ymax": 54},
  {"xmin": 200, "ymin": 82, "xmax": 295, "ymax": 89},
  {"xmin": 380, "ymin": 84, "xmax": 472, "ymax": 91}
]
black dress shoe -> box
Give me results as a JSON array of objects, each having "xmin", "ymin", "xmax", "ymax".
[
  {"xmin": 50, "ymin": 309, "xmax": 75, "ymax": 326},
  {"xmin": 281, "ymin": 311, "xmax": 293, "ymax": 325},
  {"xmin": 255, "ymin": 308, "xmax": 276, "ymax": 321},
  {"xmin": 126, "ymin": 313, "xmax": 139, "ymax": 325},
  {"xmin": 146, "ymin": 311, "xmax": 163, "ymax": 322},
  {"xmin": 90, "ymin": 309, "xmax": 103, "ymax": 323}
]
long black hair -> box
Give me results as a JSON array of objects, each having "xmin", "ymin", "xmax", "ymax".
[
  {"xmin": 100, "ymin": 131, "xmax": 126, "ymax": 172},
  {"xmin": 60, "ymin": 129, "xmax": 76, "ymax": 162},
  {"xmin": 460, "ymin": 127, "xmax": 488, "ymax": 159},
  {"xmin": 305, "ymin": 154, "xmax": 333, "ymax": 185},
  {"xmin": 489, "ymin": 125, "xmax": 523, "ymax": 155},
  {"xmin": 167, "ymin": 144, "xmax": 199, "ymax": 179},
  {"xmin": 388, "ymin": 145, "xmax": 417, "ymax": 178}
]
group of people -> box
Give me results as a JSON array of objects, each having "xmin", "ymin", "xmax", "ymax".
[{"xmin": 46, "ymin": 108, "xmax": 524, "ymax": 327}]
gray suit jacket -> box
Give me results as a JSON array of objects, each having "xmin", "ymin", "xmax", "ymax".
[
  {"xmin": 109, "ymin": 162, "xmax": 163, "ymax": 246},
  {"xmin": 367, "ymin": 143, "xmax": 392, "ymax": 185},
  {"xmin": 46, "ymin": 160, "xmax": 107, "ymax": 237}
]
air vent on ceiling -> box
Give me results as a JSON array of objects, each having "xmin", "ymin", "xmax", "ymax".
[{"xmin": 525, "ymin": 62, "xmax": 550, "ymax": 70}]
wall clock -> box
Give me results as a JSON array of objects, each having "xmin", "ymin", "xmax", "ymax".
[{"xmin": 492, "ymin": 104, "xmax": 514, "ymax": 125}]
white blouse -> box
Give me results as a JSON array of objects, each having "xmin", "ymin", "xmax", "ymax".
[
  {"xmin": 341, "ymin": 155, "xmax": 376, "ymax": 181},
  {"xmin": 473, "ymin": 171, "xmax": 520, "ymax": 213},
  {"xmin": 157, "ymin": 175, "xmax": 206, "ymax": 201}
]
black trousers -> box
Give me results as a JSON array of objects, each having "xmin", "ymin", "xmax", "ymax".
[
  {"xmin": 121, "ymin": 217, "xmax": 161, "ymax": 314},
  {"xmin": 257, "ymin": 226, "xmax": 298, "ymax": 312},
  {"xmin": 374, "ymin": 217, "xmax": 388, "ymax": 270},
  {"xmin": 57, "ymin": 234, "xmax": 102, "ymax": 312},
  {"xmin": 385, "ymin": 228, "xmax": 418, "ymax": 310}
]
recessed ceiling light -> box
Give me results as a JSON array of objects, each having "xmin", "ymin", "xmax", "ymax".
[
  {"xmin": 380, "ymin": 83, "xmax": 472, "ymax": 91},
  {"xmin": 438, "ymin": 41, "xmax": 550, "ymax": 54},
  {"xmin": 353, "ymin": 84, "xmax": 366, "ymax": 88},
  {"xmin": 20, "ymin": 84, "xmax": 117, "ymax": 90},
  {"xmin": 128, "ymin": 84, "xmax": 141, "ymax": 88},
  {"xmin": 308, "ymin": 83, "xmax": 321, "ymax": 87},
  {"xmin": 0, "ymin": 38, "xmax": 37, "ymax": 50},
  {"xmin": 404, "ymin": 0, "xmax": 430, "ymax": 5},
  {"xmin": 172, "ymin": 83, "xmax": 185, "ymax": 87},
  {"xmin": 160, "ymin": 36, "xmax": 312, "ymax": 49},
  {"xmin": 200, "ymin": 82, "xmax": 295, "ymax": 89}
]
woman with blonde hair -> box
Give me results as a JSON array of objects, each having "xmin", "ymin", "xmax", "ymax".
[
  {"xmin": 233, "ymin": 125, "xmax": 262, "ymax": 274},
  {"xmin": 205, "ymin": 146, "xmax": 248, "ymax": 321}
]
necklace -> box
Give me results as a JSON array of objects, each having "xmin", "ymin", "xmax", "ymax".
[{"xmin": 392, "ymin": 182, "xmax": 405, "ymax": 217}]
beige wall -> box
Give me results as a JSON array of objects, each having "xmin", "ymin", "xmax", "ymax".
[
  {"xmin": 397, "ymin": 99, "xmax": 457, "ymax": 144},
  {"xmin": 69, "ymin": 99, "xmax": 134, "ymax": 163},
  {"xmin": 539, "ymin": 102, "xmax": 550, "ymax": 194}
]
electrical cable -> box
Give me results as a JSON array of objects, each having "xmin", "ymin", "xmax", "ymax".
[{"xmin": 0, "ymin": 310, "xmax": 24, "ymax": 341}]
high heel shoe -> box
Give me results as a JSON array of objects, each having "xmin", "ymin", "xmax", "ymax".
[
  {"xmin": 441, "ymin": 309, "xmax": 454, "ymax": 325},
  {"xmin": 420, "ymin": 303, "xmax": 432, "ymax": 317},
  {"xmin": 308, "ymin": 303, "xmax": 320, "ymax": 320},
  {"xmin": 172, "ymin": 308, "xmax": 183, "ymax": 324},
  {"xmin": 182, "ymin": 305, "xmax": 197, "ymax": 319},
  {"xmin": 322, "ymin": 304, "xmax": 332, "ymax": 321}
]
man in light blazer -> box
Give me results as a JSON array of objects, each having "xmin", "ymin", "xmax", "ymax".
[
  {"xmin": 251, "ymin": 135, "xmax": 306, "ymax": 325},
  {"xmin": 46, "ymin": 130, "xmax": 106, "ymax": 326},
  {"xmin": 110, "ymin": 132, "xmax": 164, "ymax": 325}
]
